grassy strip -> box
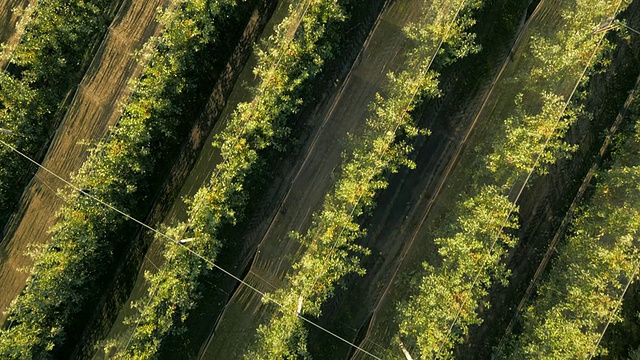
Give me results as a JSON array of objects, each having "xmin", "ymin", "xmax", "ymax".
[
  {"xmin": 0, "ymin": 0, "xmax": 116, "ymax": 228},
  {"xmin": 0, "ymin": 1, "xmax": 241, "ymax": 358},
  {"xmin": 108, "ymin": 1, "xmax": 347, "ymax": 358},
  {"xmin": 396, "ymin": 0, "xmax": 630, "ymax": 358},
  {"xmin": 246, "ymin": 0, "xmax": 484, "ymax": 358},
  {"xmin": 503, "ymin": 94, "xmax": 640, "ymax": 359}
]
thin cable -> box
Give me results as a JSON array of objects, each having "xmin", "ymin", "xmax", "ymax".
[
  {"xmin": 144, "ymin": 254, "xmax": 161, "ymax": 271},
  {"xmin": 432, "ymin": 2, "xmax": 625, "ymax": 358},
  {"xmin": 0, "ymin": 138, "xmax": 174, "ymax": 243},
  {"xmin": 176, "ymin": 242, "xmax": 383, "ymax": 360},
  {"xmin": 0, "ymin": 138, "xmax": 381, "ymax": 360},
  {"xmin": 34, "ymin": 173, "xmax": 64, "ymax": 200},
  {"xmin": 248, "ymin": 269, "xmax": 279, "ymax": 291}
]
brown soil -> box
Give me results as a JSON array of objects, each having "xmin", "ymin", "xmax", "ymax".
[
  {"xmin": 83, "ymin": 2, "xmax": 275, "ymax": 358},
  {"xmin": 0, "ymin": 0, "xmax": 30, "ymax": 69},
  {"xmin": 0, "ymin": 0, "xmax": 168, "ymax": 324}
]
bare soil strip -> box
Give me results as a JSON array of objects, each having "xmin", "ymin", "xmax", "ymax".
[
  {"xmin": 348, "ymin": 0, "xmax": 582, "ymax": 357},
  {"xmin": 0, "ymin": 0, "xmax": 168, "ymax": 323},
  {"xmin": 464, "ymin": 3, "xmax": 640, "ymax": 357},
  {"xmin": 186, "ymin": 1, "xmax": 447, "ymax": 358},
  {"xmin": 87, "ymin": 2, "xmax": 276, "ymax": 358},
  {"xmin": 0, "ymin": 0, "xmax": 30, "ymax": 69}
]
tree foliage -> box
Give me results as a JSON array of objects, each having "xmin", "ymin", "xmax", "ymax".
[
  {"xmin": 396, "ymin": 0, "xmax": 630, "ymax": 358},
  {"xmin": 398, "ymin": 185, "xmax": 518, "ymax": 358},
  {"xmin": 502, "ymin": 109, "xmax": 640, "ymax": 359},
  {"xmin": 0, "ymin": 1, "xmax": 239, "ymax": 358},
  {"xmin": 486, "ymin": 0, "xmax": 623, "ymax": 182},
  {"xmin": 247, "ymin": 0, "xmax": 484, "ymax": 358},
  {"xmin": 109, "ymin": 1, "xmax": 347, "ymax": 358},
  {"xmin": 0, "ymin": 0, "xmax": 114, "ymax": 228}
]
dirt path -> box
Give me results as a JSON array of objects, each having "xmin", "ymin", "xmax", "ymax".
[
  {"xmin": 86, "ymin": 2, "xmax": 276, "ymax": 358},
  {"xmin": 464, "ymin": 3, "xmax": 640, "ymax": 357},
  {"xmin": 0, "ymin": 0, "xmax": 168, "ymax": 324},
  {"xmin": 0, "ymin": 0, "xmax": 30, "ymax": 69},
  {"xmin": 186, "ymin": 1, "xmax": 448, "ymax": 358},
  {"xmin": 344, "ymin": 0, "xmax": 590, "ymax": 357}
]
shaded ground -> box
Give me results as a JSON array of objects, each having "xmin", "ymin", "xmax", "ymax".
[
  {"xmin": 347, "ymin": 0, "xmax": 607, "ymax": 357},
  {"xmin": 303, "ymin": 0, "xmax": 536, "ymax": 358},
  {"xmin": 189, "ymin": 1, "xmax": 456, "ymax": 359},
  {"xmin": 469, "ymin": 2, "xmax": 640, "ymax": 358},
  {"xmin": 0, "ymin": 0, "xmax": 167, "ymax": 323}
]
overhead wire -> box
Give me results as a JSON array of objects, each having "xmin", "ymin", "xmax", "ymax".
[
  {"xmin": 0, "ymin": 136, "xmax": 383, "ymax": 359},
  {"xmin": 0, "ymin": 138, "xmax": 172, "ymax": 242},
  {"xmin": 432, "ymin": 1, "xmax": 627, "ymax": 358},
  {"xmin": 34, "ymin": 173, "xmax": 64, "ymax": 200}
]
